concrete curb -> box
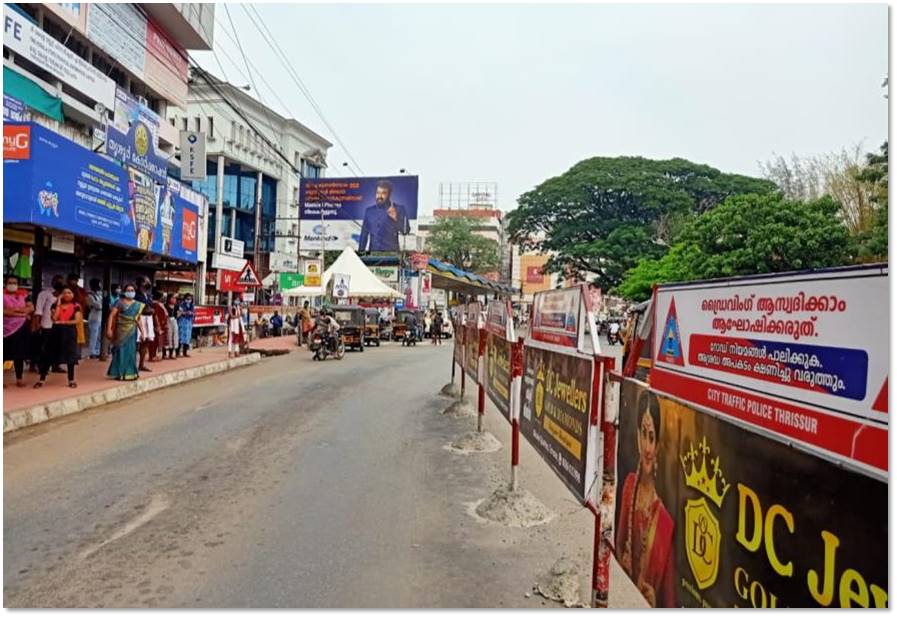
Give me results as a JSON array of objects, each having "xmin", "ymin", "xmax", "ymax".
[{"xmin": 3, "ymin": 353, "xmax": 262, "ymax": 433}]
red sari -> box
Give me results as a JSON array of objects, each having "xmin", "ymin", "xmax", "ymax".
[{"xmin": 615, "ymin": 472, "xmax": 676, "ymax": 607}]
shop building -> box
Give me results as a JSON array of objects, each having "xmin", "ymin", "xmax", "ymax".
[
  {"xmin": 167, "ymin": 71, "xmax": 332, "ymax": 302},
  {"xmin": 3, "ymin": 3, "xmax": 214, "ymax": 296}
]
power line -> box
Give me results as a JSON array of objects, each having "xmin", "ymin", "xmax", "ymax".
[{"xmin": 242, "ymin": 4, "xmax": 365, "ymax": 176}]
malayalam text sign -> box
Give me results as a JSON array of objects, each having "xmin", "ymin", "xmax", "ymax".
[
  {"xmin": 651, "ymin": 266, "xmax": 888, "ymax": 477},
  {"xmin": 614, "ymin": 380, "xmax": 887, "ymax": 608}
]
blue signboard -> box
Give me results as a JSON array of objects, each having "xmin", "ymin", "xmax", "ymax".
[
  {"xmin": 3, "ymin": 94, "xmax": 28, "ymax": 121},
  {"xmin": 4, "ymin": 122, "xmax": 198, "ymax": 263},
  {"xmin": 299, "ymin": 175, "xmax": 419, "ymax": 252}
]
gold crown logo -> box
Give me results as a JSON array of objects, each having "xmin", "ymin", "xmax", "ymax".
[{"xmin": 680, "ymin": 437, "xmax": 730, "ymax": 508}]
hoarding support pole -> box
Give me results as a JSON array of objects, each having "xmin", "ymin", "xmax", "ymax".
[
  {"xmin": 509, "ymin": 338, "xmax": 524, "ymax": 492},
  {"xmin": 510, "ymin": 419, "xmax": 520, "ymax": 491},
  {"xmin": 477, "ymin": 326, "xmax": 487, "ymax": 432},
  {"xmin": 477, "ymin": 383, "xmax": 485, "ymax": 433},
  {"xmin": 451, "ymin": 355, "xmax": 456, "ymax": 384},
  {"xmin": 591, "ymin": 357, "xmax": 617, "ymax": 609},
  {"xmin": 460, "ymin": 366, "xmax": 466, "ymax": 398}
]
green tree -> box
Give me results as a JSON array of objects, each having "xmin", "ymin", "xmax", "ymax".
[
  {"xmin": 616, "ymin": 194, "xmax": 854, "ymax": 301},
  {"xmin": 854, "ymin": 142, "xmax": 888, "ymax": 262},
  {"xmin": 425, "ymin": 216, "xmax": 500, "ymax": 273},
  {"xmin": 506, "ymin": 156, "xmax": 775, "ymax": 289}
]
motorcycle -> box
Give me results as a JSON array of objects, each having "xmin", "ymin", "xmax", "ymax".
[
  {"xmin": 311, "ymin": 328, "xmax": 345, "ymax": 360},
  {"xmin": 607, "ymin": 330, "xmax": 621, "ymax": 346},
  {"xmin": 401, "ymin": 325, "xmax": 419, "ymax": 347}
]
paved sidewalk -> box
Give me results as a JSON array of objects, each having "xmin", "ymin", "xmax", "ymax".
[{"xmin": 2, "ymin": 336, "xmax": 298, "ymax": 433}]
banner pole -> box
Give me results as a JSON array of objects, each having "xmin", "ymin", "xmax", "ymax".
[
  {"xmin": 591, "ymin": 356, "xmax": 616, "ymax": 608},
  {"xmin": 477, "ymin": 326, "xmax": 485, "ymax": 433},
  {"xmin": 509, "ymin": 337, "xmax": 523, "ymax": 491}
]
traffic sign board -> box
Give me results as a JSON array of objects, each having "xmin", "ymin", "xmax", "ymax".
[{"xmin": 238, "ymin": 261, "xmax": 262, "ymax": 287}]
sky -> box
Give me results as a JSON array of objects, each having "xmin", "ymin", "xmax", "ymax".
[{"xmin": 194, "ymin": 3, "xmax": 888, "ymax": 216}]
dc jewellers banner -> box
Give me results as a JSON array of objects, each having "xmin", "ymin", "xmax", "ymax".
[
  {"xmin": 484, "ymin": 300, "xmax": 516, "ymax": 422},
  {"xmin": 520, "ymin": 346, "xmax": 597, "ymax": 501},
  {"xmin": 614, "ymin": 380, "xmax": 887, "ymax": 608},
  {"xmin": 464, "ymin": 302, "xmax": 482, "ymax": 382},
  {"xmin": 651, "ymin": 265, "xmax": 888, "ymax": 479}
]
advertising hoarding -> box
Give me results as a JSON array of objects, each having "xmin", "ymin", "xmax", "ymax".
[
  {"xmin": 3, "ymin": 122, "xmax": 198, "ymax": 262},
  {"xmin": 304, "ymin": 260, "xmax": 322, "ymax": 287},
  {"xmin": 279, "ymin": 272, "xmax": 304, "ymax": 290},
  {"xmin": 145, "ymin": 19, "xmax": 188, "ymax": 109},
  {"xmin": 87, "ymin": 3, "xmax": 147, "ymax": 79},
  {"xmin": 3, "ymin": 4, "xmax": 116, "ymax": 109},
  {"xmin": 651, "ymin": 266, "xmax": 888, "ymax": 478},
  {"xmin": 520, "ymin": 346, "xmax": 597, "ymax": 500},
  {"xmin": 614, "ymin": 379, "xmax": 887, "ymax": 608},
  {"xmin": 299, "ymin": 176, "xmax": 419, "ymax": 251},
  {"xmin": 529, "ymin": 286, "xmax": 584, "ymax": 350},
  {"xmin": 106, "ymin": 88, "xmax": 168, "ymax": 183},
  {"xmin": 484, "ymin": 301, "xmax": 516, "ymax": 422},
  {"xmin": 464, "ymin": 302, "xmax": 482, "ymax": 381}
]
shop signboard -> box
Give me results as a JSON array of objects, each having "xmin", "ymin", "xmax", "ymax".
[
  {"xmin": 332, "ymin": 273, "xmax": 351, "ymax": 299},
  {"xmin": 520, "ymin": 345, "xmax": 598, "ymax": 501},
  {"xmin": 371, "ymin": 265, "xmax": 398, "ymax": 286},
  {"xmin": 193, "ymin": 305, "xmax": 225, "ymax": 328},
  {"xmin": 43, "ymin": 3, "xmax": 88, "ymax": 35},
  {"xmin": 614, "ymin": 379, "xmax": 887, "ymax": 608},
  {"xmin": 218, "ymin": 268, "xmax": 245, "ymax": 293},
  {"xmin": 3, "ymin": 122, "xmax": 198, "ymax": 262},
  {"xmin": 86, "ymin": 3, "xmax": 147, "ymax": 80},
  {"xmin": 179, "ymin": 130, "xmax": 206, "ymax": 180},
  {"xmin": 304, "ymin": 259, "xmax": 322, "ymax": 287},
  {"xmin": 410, "ymin": 251, "xmax": 429, "ymax": 271},
  {"xmin": 145, "ymin": 19, "xmax": 188, "ymax": 109},
  {"xmin": 464, "ymin": 302, "xmax": 482, "ymax": 382},
  {"xmin": 3, "ymin": 4, "xmax": 115, "ymax": 109},
  {"xmin": 3, "ymin": 95, "xmax": 29, "ymax": 122},
  {"xmin": 299, "ymin": 176, "xmax": 419, "ymax": 251},
  {"xmin": 651, "ymin": 265, "xmax": 888, "ymax": 479},
  {"xmin": 279, "ymin": 272, "xmax": 304, "ymax": 291},
  {"xmin": 106, "ymin": 88, "xmax": 168, "ymax": 183},
  {"xmin": 485, "ymin": 300, "xmax": 516, "ymax": 422}
]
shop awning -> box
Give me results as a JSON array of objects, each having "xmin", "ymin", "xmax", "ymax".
[{"xmin": 4, "ymin": 67, "xmax": 63, "ymax": 122}]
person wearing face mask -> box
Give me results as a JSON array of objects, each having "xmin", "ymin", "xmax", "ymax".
[
  {"xmin": 100, "ymin": 283, "xmax": 121, "ymax": 362},
  {"xmin": 35, "ymin": 287, "xmax": 83, "ymax": 388},
  {"xmin": 163, "ymin": 293, "xmax": 180, "ymax": 359},
  {"xmin": 4, "ymin": 275, "xmax": 34, "ymax": 387},
  {"xmin": 176, "ymin": 293, "xmax": 195, "ymax": 357},
  {"xmin": 33, "ymin": 274, "xmax": 66, "ymax": 376},
  {"xmin": 226, "ymin": 305, "xmax": 245, "ymax": 359},
  {"xmin": 135, "ymin": 278, "xmax": 157, "ymax": 372},
  {"xmin": 106, "ymin": 284, "xmax": 146, "ymax": 381},
  {"xmin": 86, "ymin": 278, "xmax": 104, "ymax": 359}
]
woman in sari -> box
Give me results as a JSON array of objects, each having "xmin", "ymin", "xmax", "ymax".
[
  {"xmin": 106, "ymin": 284, "xmax": 146, "ymax": 381},
  {"xmin": 177, "ymin": 293, "xmax": 195, "ymax": 358},
  {"xmin": 615, "ymin": 390, "xmax": 676, "ymax": 607}
]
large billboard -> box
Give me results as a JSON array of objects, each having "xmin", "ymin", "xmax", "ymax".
[
  {"xmin": 651, "ymin": 265, "xmax": 888, "ymax": 479},
  {"xmin": 614, "ymin": 380, "xmax": 887, "ymax": 608},
  {"xmin": 299, "ymin": 176, "xmax": 419, "ymax": 251},
  {"xmin": 4, "ymin": 122, "xmax": 199, "ymax": 263}
]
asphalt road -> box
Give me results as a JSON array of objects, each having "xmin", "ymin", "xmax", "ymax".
[{"xmin": 4, "ymin": 339, "xmax": 644, "ymax": 608}]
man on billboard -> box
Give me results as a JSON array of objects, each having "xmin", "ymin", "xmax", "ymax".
[{"xmin": 358, "ymin": 180, "xmax": 410, "ymax": 252}]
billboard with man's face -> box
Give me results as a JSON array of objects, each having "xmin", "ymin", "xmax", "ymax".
[{"xmin": 299, "ymin": 176, "xmax": 419, "ymax": 251}]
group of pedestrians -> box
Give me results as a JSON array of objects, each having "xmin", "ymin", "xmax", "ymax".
[
  {"xmin": 425, "ymin": 309, "xmax": 445, "ymax": 344},
  {"xmin": 3, "ymin": 273, "xmax": 197, "ymax": 389}
]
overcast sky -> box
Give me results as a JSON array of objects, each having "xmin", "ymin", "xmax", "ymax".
[{"xmin": 195, "ymin": 3, "xmax": 888, "ymax": 215}]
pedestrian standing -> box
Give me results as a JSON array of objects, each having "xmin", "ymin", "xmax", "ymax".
[
  {"xmin": 34, "ymin": 274, "xmax": 65, "ymax": 376},
  {"xmin": 299, "ymin": 301, "xmax": 313, "ymax": 346},
  {"xmin": 100, "ymin": 283, "xmax": 120, "ymax": 362},
  {"xmin": 177, "ymin": 293, "xmax": 195, "ymax": 357},
  {"xmin": 164, "ymin": 293, "xmax": 179, "ymax": 359},
  {"xmin": 271, "ymin": 311, "xmax": 283, "ymax": 337},
  {"xmin": 227, "ymin": 305, "xmax": 245, "ymax": 359},
  {"xmin": 107, "ymin": 284, "xmax": 145, "ymax": 381},
  {"xmin": 35, "ymin": 287, "xmax": 82, "ymax": 388},
  {"xmin": 4, "ymin": 275, "xmax": 34, "ymax": 387},
  {"xmin": 432, "ymin": 311, "xmax": 443, "ymax": 345},
  {"xmin": 150, "ymin": 290, "xmax": 168, "ymax": 363},
  {"xmin": 86, "ymin": 278, "xmax": 103, "ymax": 359}
]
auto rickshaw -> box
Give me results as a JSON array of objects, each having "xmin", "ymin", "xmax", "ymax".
[
  {"xmin": 364, "ymin": 308, "xmax": 381, "ymax": 347},
  {"xmin": 393, "ymin": 309, "xmax": 424, "ymax": 343},
  {"xmin": 333, "ymin": 306, "xmax": 366, "ymax": 352}
]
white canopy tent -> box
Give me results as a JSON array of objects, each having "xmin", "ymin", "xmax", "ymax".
[
  {"xmin": 322, "ymin": 247, "xmax": 404, "ymax": 299},
  {"xmin": 281, "ymin": 285, "xmax": 324, "ymax": 298}
]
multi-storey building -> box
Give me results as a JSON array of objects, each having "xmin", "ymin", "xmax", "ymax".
[
  {"xmin": 3, "ymin": 3, "xmax": 213, "ymax": 298},
  {"xmin": 167, "ymin": 70, "xmax": 331, "ymax": 299}
]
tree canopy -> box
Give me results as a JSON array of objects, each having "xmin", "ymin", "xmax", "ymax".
[
  {"xmin": 506, "ymin": 156, "xmax": 776, "ymax": 290},
  {"xmin": 616, "ymin": 194, "xmax": 854, "ymax": 301},
  {"xmin": 425, "ymin": 216, "xmax": 500, "ymax": 274}
]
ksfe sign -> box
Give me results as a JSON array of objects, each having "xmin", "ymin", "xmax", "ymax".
[{"xmin": 650, "ymin": 264, "xmax": 888, "ymax": 478}]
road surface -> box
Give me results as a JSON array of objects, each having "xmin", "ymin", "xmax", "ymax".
[{"xmin": 4, "ymin": 341, "xmax": 644, "ymax": 608}]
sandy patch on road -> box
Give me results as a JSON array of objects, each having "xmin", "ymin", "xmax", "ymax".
[
  {"xmin": 441, "ymin": 399, "xmax": 476, "ymax": 417},
  {"xmin": 467, "ymin": 485, "xmax": 555, "ymax": 528},
  {"xmin": 445, "ymin": 431, "xmax": 502, "ymax": 454},
  {"xmin": 533, "ymin": 556, "xmax": 586, "ymax": 608}
]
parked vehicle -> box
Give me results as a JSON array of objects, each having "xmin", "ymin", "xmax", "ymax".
[
  {"xmin": 333, "ymin": 306, "xmax": 366, "ymax": 352},
  {"xmin": 402, "ymin": 327, "xmax": 418, "ymax": 347},
  {"xmin": 364, "ymin": 308, "xmax": 382, "ymax": 347}
]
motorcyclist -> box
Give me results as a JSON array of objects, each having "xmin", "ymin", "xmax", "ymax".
[
  {"xmin": 407, "ymin": 313, "xmax": 420, "ymax": 341},
  {"xmin": 320, "ymin": 310, "xmax": 341, "ymax": 352}
]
